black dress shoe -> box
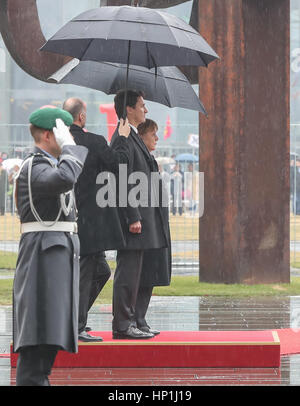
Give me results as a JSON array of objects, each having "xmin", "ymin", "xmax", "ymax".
[
  {"xmin": 113, "ymin": 326, "xmax": 154, "ymax": 339},
  {"xmin": 78, "ymin": 330, "xmax": 103, "ymax": 342},
  {"xmin": 139, "ymin": 326, "xmax": 160, "ymax": 336}
]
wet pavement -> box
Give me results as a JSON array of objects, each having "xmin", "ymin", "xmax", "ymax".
[{"xmin": 1, "ymin": 295, "xmax": 300, "ymax": 386}]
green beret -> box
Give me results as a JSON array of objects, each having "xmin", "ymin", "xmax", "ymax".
[{"xmin": 29, "ymin": 107, "xmax": 73, "ymax": 130}]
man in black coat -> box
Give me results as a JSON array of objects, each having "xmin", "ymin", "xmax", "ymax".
[
  {"xmin": 13, "ymin": 107, "xmax": 88, "ymax": 385},
  {"xmin": 63, "ymin": 97, "xmax": 130, "ymax": 342},
  {"xmin": 110, "ymin": 90, "xmax": 168, "ymax": 339}
]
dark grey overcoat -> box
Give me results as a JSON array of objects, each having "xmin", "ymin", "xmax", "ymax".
[
  {"xmin": 110, "ymin": 128, "xmax": 171, "ymax": 286},
  {"xmin": 13, "ymin": 144, "xmax": 87, "ymax": 353},
  {"xmin": 140, "ymin": 156, "xmax": 172, "ymax": 287}
]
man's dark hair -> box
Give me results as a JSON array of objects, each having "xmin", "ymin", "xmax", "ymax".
[
  {"xmin": 114, "ymin": 89, "xmax": 145, "ymax": 119},
  {"xmin": 63, "ymin": 98, "xmax": 85, "ymax": 120}
]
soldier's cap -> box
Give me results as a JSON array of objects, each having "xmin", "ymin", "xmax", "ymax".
[{"xmin": 29, "ymin": 106, "xmax": 73, "ymax": 130}]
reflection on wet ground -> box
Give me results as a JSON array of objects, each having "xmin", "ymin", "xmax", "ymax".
[{"xmin": 1, "ymin": 296, "xmax": 300, "ymax": 386}]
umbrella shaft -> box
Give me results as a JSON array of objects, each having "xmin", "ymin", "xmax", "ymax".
[{"xmin": 122, "ymin": 40, "xmax": 131, "ymax": 120}]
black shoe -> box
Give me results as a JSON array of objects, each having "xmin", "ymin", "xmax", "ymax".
[
  {"xmin": 78, "ymin": 330, "xmax": 103, "ymax": 342},
  {"xmin": 113, "ymin": 326, "xmax": 154, "ymax": 340},
  {"xmin": 139, "ymin": 326, "xmax": 160, "ymax": 336}
]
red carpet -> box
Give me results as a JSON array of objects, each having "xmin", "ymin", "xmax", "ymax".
[
  {"xmin": 275, "ymin": 328, "xmax": 300, "ymax": 355},
  {"xmin": 10, "ymin": 330, "xmax": 281, "ymax": 368},
  {"xmin": 9, "ymin": 329, "xmax": 300, "ymax": 368}
]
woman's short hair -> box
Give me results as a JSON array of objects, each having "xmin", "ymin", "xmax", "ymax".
[{"xmin": 137, "ymin": 119, "xmax": 158, "ymax": 136}]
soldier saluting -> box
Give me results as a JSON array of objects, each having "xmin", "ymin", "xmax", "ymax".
[{"xmin": 12, "ymin": 107, "xmax": 88, "ymax": 386}]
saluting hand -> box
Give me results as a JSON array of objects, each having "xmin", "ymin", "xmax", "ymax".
[
  {"xmin": 118, "ymin": 118, "xmax": 130, "ymax": 138},
  {"xmin": 53, "ymin": 119, "xmax": 75, "ymax": 148}
]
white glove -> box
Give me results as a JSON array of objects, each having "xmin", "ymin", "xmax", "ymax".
[{"xmin": 53, "ymin": 118, "xmax": 75, "ymax": 148}]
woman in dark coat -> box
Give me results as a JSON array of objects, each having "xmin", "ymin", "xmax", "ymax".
[{"xmin": 134, "ymin": 118, "xmax": 172, "ymax": 332}]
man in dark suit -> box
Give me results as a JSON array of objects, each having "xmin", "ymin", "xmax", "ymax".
[
  {"xmin": 63, "ymin": 97, "xmax": 130, "ymax": 342},
  {"xmin": 110, "ymin": 90, "xmax": 168, "ymax": 339}
]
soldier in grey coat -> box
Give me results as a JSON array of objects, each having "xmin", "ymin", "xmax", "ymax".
[{"xmin": 13, "ymin": 107, "xmax": 88, "ymax": 386}]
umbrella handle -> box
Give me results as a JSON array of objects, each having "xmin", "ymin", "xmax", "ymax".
[{"xmin": 122, "ymin": 40, "xmax": 132, "ymax": 120}]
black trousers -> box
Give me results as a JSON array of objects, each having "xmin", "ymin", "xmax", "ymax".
[
  {"xmin": 78, "ymin": 252, "xmax": 111, "ymax": 333},
  {"xmin": 135, "ymin": 285, "xmax": 154, "ymax": 328},
  {"xmin": 112, "ymin": 250, "xmax": 153, "ymax": 332},
  {"xmin": 16, "ymin": 345, "xmax": 59, "ymax": 386}
]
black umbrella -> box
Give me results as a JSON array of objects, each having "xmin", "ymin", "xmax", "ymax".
[
  {"xmin": 48, "ymin": 58, "xmax": 207, "ymax": 114},
  {"xmin": 41, "ymin": 6, "xmax": 218, "ymax": 118},
  {"xmin": 41, "ymin": 6, "xmax": 219, "ymax": 69}
]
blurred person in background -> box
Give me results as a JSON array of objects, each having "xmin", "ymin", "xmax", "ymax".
[
  {"xmin": 170, "ymin": 163, "xmax": 183, "ymax": 216},
  {"xmin": 0, "ymin": 162, "xmax": 8, "ymax": 215},
  {"xmin": 8, "ymin": 165, "xmax": 20, "ymax": 214}
]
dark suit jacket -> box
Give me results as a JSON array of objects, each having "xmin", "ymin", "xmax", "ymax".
[
  {"xmin": 70, "ymin": 124, "xmax": 130, "ymax": 255},
  {"xmin": 110, "ymin": 126, "xmax": 167, "ymax": 251}
]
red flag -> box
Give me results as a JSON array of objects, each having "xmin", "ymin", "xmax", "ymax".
[{"xmin": 163, "ymin": 115, "xmax": 172, "ymax": 140}]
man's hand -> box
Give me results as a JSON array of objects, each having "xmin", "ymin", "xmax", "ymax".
[
  {"xmin": 53, "ymin": 118, "xmax": 75, "ymax": 148},
  {"xmin": 129, "ymin": 221, "xmax": 142, "ymax": 234},
  {"xmin": 118, "ymin": 118, "xmax": 130, "ymax": 138}
]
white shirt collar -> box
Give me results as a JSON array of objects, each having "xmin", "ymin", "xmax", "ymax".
[{"xmin": 129, "ymin": 124, "xmax": 138, "ymax": 134}]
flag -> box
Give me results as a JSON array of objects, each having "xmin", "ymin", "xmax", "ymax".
[
  {"xmin": 188, "ymin": 133, "xmax": 199, "ymax": 149},
  {"xmin": 163, "ymin": 115, "xmax": 172, "ymax": 140}
]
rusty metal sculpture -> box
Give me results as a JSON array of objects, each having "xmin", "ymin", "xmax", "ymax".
[
  {"xmin": 0, "ymin": 0, "xmax": 198, "ymax": 83},
  {"xmin": 0, "ymin": 0, "xmax": 72, "ymax": 82}
]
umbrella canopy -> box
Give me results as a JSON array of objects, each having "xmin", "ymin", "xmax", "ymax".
[
  {"xmin": 175, "ymin": 153, "xmax": 198, "ymax": 162},
  {"xmin": 155, "ymin": 157, "xmax": 175, "ymax": 165},
  {"xmin": 41, "ymin": 6, "xmax": 219, "ymax": 69},
  {"xmin": 2, "ymin": 158, "xmax": 23, "ymax": 171},
  {"xmin": 49, "ymin": 59, "xmax": 207, "ymax": 114}
]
